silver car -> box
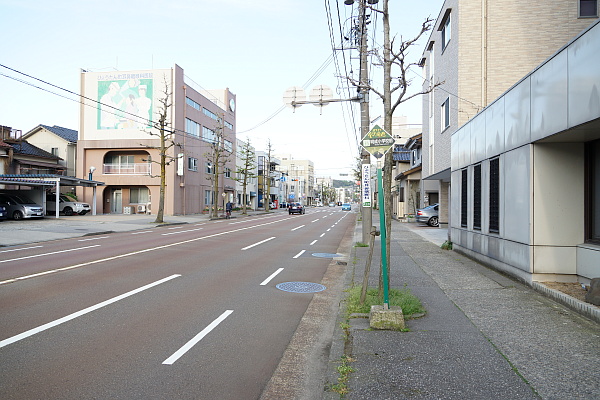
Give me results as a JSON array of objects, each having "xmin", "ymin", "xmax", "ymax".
[
  {"xmin": 0, "ymin": 193, "xmax": 45, "ymax": 220},
  {"xmin": 416, "ymin": 203, "xmax": 439, "ymax": 227}
]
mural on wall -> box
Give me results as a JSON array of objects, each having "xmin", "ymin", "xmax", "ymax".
[{"xmin": 97, "ymin": 74, "xmax": 153, "ymax": 130}]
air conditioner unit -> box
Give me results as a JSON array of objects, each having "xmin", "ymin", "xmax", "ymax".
[{"xmin": 137, "ymin": 205, "xmax": 146, "ymax": 213}]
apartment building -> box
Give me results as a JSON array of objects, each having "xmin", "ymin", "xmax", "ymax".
[
  {"xmin": 77, "ymin": 65, "xmax": 236, "ymax": 215},
  {"xmin": 451, "ymin": 20, "xmax": 600, "ymax": 284},
  {"xmin": 276, "ymin": 155, "xmax": 315, "ymax": 206},
  {"xmin": 420, "ymin": 0, "xmax": 599, "ymax": 226}
]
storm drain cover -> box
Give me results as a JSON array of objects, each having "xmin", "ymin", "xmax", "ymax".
[
  {"xmin": 312, "ymin": 253, "xmax": 342, "ymax": 258},
  {"xmin": 276, "ymin": 282, "xmax": 326, "ymax": 293}
]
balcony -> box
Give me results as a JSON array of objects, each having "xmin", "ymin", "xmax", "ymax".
[{"xmin": 103, "ymin": 163, "xmax": 151, "ymax": 175}]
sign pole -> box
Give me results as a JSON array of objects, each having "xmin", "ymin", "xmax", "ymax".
[{"xmin": 377, "ymin": 162, "xmax": 389, "ymax": 309}]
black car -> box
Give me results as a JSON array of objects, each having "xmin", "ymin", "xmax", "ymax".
[{"xmin": 288, "ymin": 202, "xmax": 305, "ymax": 215}]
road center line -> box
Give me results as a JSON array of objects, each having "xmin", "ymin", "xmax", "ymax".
[
  {"xmin": 320, "ymin": 233, "xmax": 326, "ymax": 238},
  {"xmin": 131, "ymin": 230, "xmax": 154, "ymax": 235},
  {"xmin": 310, "ymin": 240, "xmax": 317, "ymax": 246},
  {"xmin": 0, "ymin": 245, "xmax": 101, "ymax": 264},
  {"xmin": 260, "ymin": 268, "xmax": 284, "ymax": 286},
  {"xmin": 311, "ymin": 219, "xmax": 319, "ymax": 223},
  {"xmin": 241, "ymin": 237, "xmax": 276, "ymax": 250},
  {"xmin": 0, "ymin": 275, "xmax": 181, "ymax": 349},
  {"xmin": 163, "ymin": 310, "xmax": 233, "ymax": 365},
  {"xmin": 291, "ymin": 225, "xmax": 305, "ymax": 231},
  {"xmin": 293, "ymin": 250, "xmax": 305, "ymax": 259}
]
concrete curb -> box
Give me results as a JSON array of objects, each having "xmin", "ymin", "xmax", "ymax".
[{"xmin": 532, "ymin": 282, "xmax": 600, "ymax": 324}]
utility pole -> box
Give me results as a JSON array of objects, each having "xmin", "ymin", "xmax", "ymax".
[{"xmin": 358, "ymin": 0, "xmax": 373, "ymax": 244}]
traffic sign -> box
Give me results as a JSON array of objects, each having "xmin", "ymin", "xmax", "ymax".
[{"xmin": 361, "ymin": 125, "xmax": 394, "ymax": 159}]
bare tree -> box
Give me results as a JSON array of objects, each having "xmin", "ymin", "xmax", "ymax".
[
  {"xmin": 347, "ymin": 0, "xmax": 441, "ymax": 292},
  {"xmin": 141, "ymin": 78, "xmax": 174, "ymax": 224},
  {"xmin": 205, "ymin": 114, "xmax": 232, "ymax": 219},
  {"xmin": 235, "ymin": 137, "xmax": 257, "ymax": 214}
]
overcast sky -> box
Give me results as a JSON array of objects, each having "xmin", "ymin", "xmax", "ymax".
[{"xmin": 0, "ymin": 0, "xmax": 443, "ymax": 179}]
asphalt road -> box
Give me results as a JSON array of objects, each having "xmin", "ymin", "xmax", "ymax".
[{"xmin": 0, "ymin": 209, "xmax": 355, "ymax": 399}]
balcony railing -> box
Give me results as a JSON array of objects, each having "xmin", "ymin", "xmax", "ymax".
[{"xmin": 103, "ymin": 163, "xmax": 151, "ymax": 175}]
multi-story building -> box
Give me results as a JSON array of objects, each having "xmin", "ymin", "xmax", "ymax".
[
  {"xmin": 77, "ymin": 65, "xmax": 236, "ymax": 215},
  {"xmin": 23, "ymin": 125, "xmax": 78, "ymax": 178},
  {"xmin": 450, "ymin": 20, "xmax": 600, "ymax": 286},
  {"xmin": 420, "ymin": 0, "xmax": 599, "ymax": 226},
  {"xmin": 256, "ymin": 151, "xmax": 281, "ymax": 209},
  {"xmin": 277, "ymin": 155, "xmax": 315, "ymax": 205}
]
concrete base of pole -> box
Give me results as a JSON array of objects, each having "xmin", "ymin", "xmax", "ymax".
[{"xmin": 369, "ymin": 305, "xmax": 405, "ymax": 330}]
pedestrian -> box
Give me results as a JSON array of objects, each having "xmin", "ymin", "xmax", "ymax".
[{"xmin": 225, "ymin": 201, "xmax": 233, "ymax": 219}]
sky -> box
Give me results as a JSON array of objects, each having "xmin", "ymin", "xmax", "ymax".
[{"xmin": 0, "ymin": 0, "xmax": 443, "ymax": 180}]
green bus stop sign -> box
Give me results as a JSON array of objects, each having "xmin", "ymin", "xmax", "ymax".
[{"xmin": 361, "ymin": 125, "xmax": 394, "ymax": 159}]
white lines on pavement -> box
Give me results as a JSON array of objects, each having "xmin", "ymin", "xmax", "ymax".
[
  {"xmin": 311, "ymin": 219, "xmax": 320, "ymax": 223},
  {"xmin": 241, "ymin": 237, "xmax": 276, "ymax": 250},
  {"xmin": 327, "ymin": 228, "xmax": 331, "ymax": 232},
  {"xmin": 167, "ymin": 226, "xmax": 184, "ymax": 230},
  {"xmin": 310, "ymin": 240, "xmax": 317, "ymax": 246},
  {"xmin": 0, "ymin": 245, "xmax": 101, "ymax": 265},
  {"xmin": 260, "ymin": 268, "xmax": 284, "ymax": 285},
  {"xmin": 161, "ymin": 228, "xmax": 204, "ymax": 236},
  {"xmin": 131, "ymin": 230, "xmax": 154, "ymax": 235},
  {"xmin": 0, "ymin": 275, "xmax": 181, "ymax": 349},
  {"xmin": 0, "ymin": 245, "xmax": 43, "ymax": 253},
  {"xmin": 78, "ymin": 236, "xmax": 109, "ymax": 242},
  {"xmin": 293, "ymin": 250, "xmax": 306, "ymax": 259},
  {"xmin": 163, "ymin": 310, "xmax": 233, "ymax": 365},
  {"xmin": 320, "ymin": 233, "xmax": 326, "ymax": 238},
  {"xmin": 291, "ymin": 225, "xmax": 305, "ymax": 231}
]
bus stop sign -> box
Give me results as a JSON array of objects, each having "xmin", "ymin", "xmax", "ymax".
[{"xmin": 361, "ymin": 125, "xmax": 394, "ymax": 159}]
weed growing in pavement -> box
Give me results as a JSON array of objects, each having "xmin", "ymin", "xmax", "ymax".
[
  {"xmin": 441, "ymin": 240, "xmax": 453, "ymax": 250},
  {"xmin": 344, "ymin": 286, "xmax": 425, "ymax": 316},
  {"xmin": 329, "ymin": 355, "xmax": 355, "ymax": 397},
  {"xmin": 354, "ymin": 242, "xmax": 368, "ymax": 247}
]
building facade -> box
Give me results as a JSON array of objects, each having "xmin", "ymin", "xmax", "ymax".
[
  {"xmin": 23, "ymin": 125, "xmax": 78, "ymax": 178},
  {"xmin": 277, "ymin": 155, "xmax": 315, "ymax": 205},
  {"xmin": 420, "ymin": 0, "xmax": 599, "ymax": 227},
  {"xmin": 77, "ymin": 65, "xmax": 236, "ymax": 215},
  {"xmin": 450, "ymin": 20, "xmax": 600, "ymax": 283}
]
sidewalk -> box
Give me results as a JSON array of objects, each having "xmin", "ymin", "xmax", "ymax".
[
  {"xmin": 0, "ymin": 209, "xmax": 273, "ymax": 247},
  {"xmin": 324, "ymin": 216, "xmax": 600, "ymax": 400}
]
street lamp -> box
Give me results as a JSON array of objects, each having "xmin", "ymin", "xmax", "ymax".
[{"xmin": 88, "ymin": 166, "xmax": 96, "ymax": 181}]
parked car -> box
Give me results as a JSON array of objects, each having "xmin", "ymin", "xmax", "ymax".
[
  {"xmin": 328, "ymin": 202, "xmax": 336, "ymax": 207},
  {"xmin": 0, "ymin": 193, "xmax": 45, "ymax": 220},
  {"xmin": 0, "ymin": 205, "xmax": 7, "ymax": 221},
  {"xmin": 46, "ymin": 194, "xmax": 91, "ymax": 216},
  {"xmin": 269, "ymin": 202, "xmax": 277, "ymax": 210},
  {"xmin": 288, "ymin": 202, "xmax": 305, "ymax": 215},
  {"xmin": 341, "ymin": 203, "xmax": 351, "ymax": 211},
  {"xmin": 416, "ymin": 204, "xmax": 439, "ymax": 227}
]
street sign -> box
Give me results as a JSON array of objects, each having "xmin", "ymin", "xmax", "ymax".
[
  {"xmin": 362, "ymin": 164, "xmax": 371, "ymax": 208},
  {"xmin": 361, "ymin": 125, "xmax": 395, "ymax": 159}
]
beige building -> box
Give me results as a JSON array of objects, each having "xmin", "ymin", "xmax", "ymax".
[
  {"xmin": 276, "ymin": 155, "xmax": 315, "ymax": 205},
  {"xmin": 77, "ymin": 65, "xmax": 236, "ymax": 215},
  {"xmin": 420, "ymin": 0, "xmax": 599, "ymax": 226},
  {"xmin": 23, "ymin": 125, "xmax": 78, "ymax": 177}
]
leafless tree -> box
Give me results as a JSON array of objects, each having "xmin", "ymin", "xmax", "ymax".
[
  {"xmin": 204, "ymin": 114, "xmax": 232, "ymax": 219},
  {"xmin": 235, "ymin": 137, "xmax": 257, "ymax": 214}
]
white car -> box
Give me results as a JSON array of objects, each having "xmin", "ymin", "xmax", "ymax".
[{"xmin": 46, "ymin": 195, "xmax": 91, "ymax": 216}]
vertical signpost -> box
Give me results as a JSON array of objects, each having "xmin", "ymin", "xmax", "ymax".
[{"xmin": 360, "ymin": 125, "xmax": 395, "ymax": 309}]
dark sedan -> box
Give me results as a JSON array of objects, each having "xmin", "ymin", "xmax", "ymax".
[{"xmin": 288, "ymin": 202, "xmax": 305, "ymax": 215}]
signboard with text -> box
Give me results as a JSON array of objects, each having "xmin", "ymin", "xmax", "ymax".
[
  {"xmin": 362, "ymin": 164, "xmax": 371, "ymax": 208},
  {"xmin": 361, "ymin": 125, "xmax": 394, "ymax": 159}
]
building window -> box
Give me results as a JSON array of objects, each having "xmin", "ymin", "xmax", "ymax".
[
  {"xmin": 399, "ymin": 186, "xmax": 405, "ymax": 202},
  {"xmin": 461, "ymin": 169, "xmax": 468, "ymax": 227},
  {"xmin": 186, "ymin": 97, "xmax": 201, "ymax": 111},
  {"xmin": 225, "ymin": 168, "xmax": 231, "ymax": 178},
  {"xmin": 441, "ymin": 97, "xmax": 450, "ymax": 131},
  {"xmin": 51, "ymin": 147, "xmax": 59, "ymax": 156},
  {"xmin": 440, "ymin": 10, "xmax": 451, "ymax": 50},
  {"xmin": 202, "ymin": 126, "xmax": 216, "ymax": 143},
  {"xmin": 586, "ymin": 139, "xmax": 600, "ymax": 243},
  {"xmin": 580, "ymin": 0, "xmax": 598, "ymax": 17},
  {"xmin": 204, "ymin": 190, "xmax": 213, "ymax": 206},
  {"xmin": 205, "ymin": 162, "xmax": 214, "ymax": 174},
  {"xmin": 203, "ymin": 108, "xmax": 218, "ymax": 120},
  {"xmin": 186, "ymin": 118, "xmax": 200, "ymax": 137},
  {"xmin": 473, "ymin": 164, "xmax": 482, "ymax": 230},
  {"xmin": 489, "ymin": 158, "xmax": 500, "ymax": 233},
  {"xmin": 188, "ymin": 157, "xmax": 198, "ymax": 171},
  {"xmin": 224, "ymin": 139, "xmax": 233, "ymax": 153},
  {"xmin": 130, "ymin": 187, "xmax": 149, "ymax": 204},
  {"xmin": 225, "ymin": 121, "xmax": 233, "ymax": 130}
]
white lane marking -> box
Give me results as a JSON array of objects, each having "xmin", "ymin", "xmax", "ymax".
[
  {"xmin": 167, "ymin": 226, "xmax": 184, "ymax": 230},
  {"xmin": 293, "ymin": 250, "xmax": 306, "ymax": 259},
  {"xmin": 0, "ymin": 217, "xmax": 295, "ymax": 286},
  {"xmin": 163, "ymin": 310, "xmax": 233, "ymax": 365},
  {"xmin": 241, "ymin": 236, "xmax": 276, "ymax": 250},
  {"xmin": 0, "ymin": 245, "xmax": 43, "ymax": 253},
  {"xmin": 78, "ymin": 236, "xmax": 109, "ymax": 242},
  {"xmin": 0, "ymin": 275, "xmax": 181, "ymax": 349},
  {"xmin": 327, "ymin": 228, "xmax": 331, "ymax": 232},
  {"xmin": 310, "ymin": 240, "xmax": 317, "ymax": 246},
  {"xmin": 320, "ymin": 233, "xmax": 326, "ymax": 238},
  {"xmin": 131, "ymin": 230, "xmax": 154, "ymax": 235},
  {"xmin": 260, "ymin": 268, "xmax": 284, "ymax": 286},
  {"xmin": 161, "ymin": 228, "xmax": 204, "ymax": 236},
  {"xmin": 0, "ymin": 245, "xmax": 101, "ymax": 264},
  {"xmin": 291, "ymin": 225, "xmax": 305, "ymax": 231},
  {"xmin": 311, "ymin": 219, "xmax": 319, "ymax": 223}
]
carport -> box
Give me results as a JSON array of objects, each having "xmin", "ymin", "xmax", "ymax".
[{"xmin": 0, "ymin": 174, "xmax": 104, "ymax": 218}]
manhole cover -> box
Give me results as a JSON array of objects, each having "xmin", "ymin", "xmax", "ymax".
[
  {"xmin": 312, "ymin": 253, "xmax": 341, "ymax": 258},
  {"xmin": 276, "ymin": 282, "xmax": 326, "ymax": 293}
]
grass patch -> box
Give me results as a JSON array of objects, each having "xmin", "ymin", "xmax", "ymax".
[
  {"xmin": 345, "ymin": 286, "xmax": 425, "ymax": 316},
  {"xmin": 354, "ymin": 242, "xmax": 369, "ymax": 247}
]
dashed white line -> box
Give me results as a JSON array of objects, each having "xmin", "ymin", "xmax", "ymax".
[
  {"xmin": 241, "ymin": 236, "xmax": 276, "ymax": 250},
  {"xmin": 327, "ymin": 228, "xmax": 331, "ymax": 232},
  {"xmin": 260, "ymin": 268, "xmax": 284, "ymax": 285},
  {"xmin": 320, "ymin": 233, "xmax": 326, "ymax": 238},
  {"xmin": 311, "ymin": 219, "xmax": 320, "ymax": 223},
  {"xmin": 293, "ymin": 250, "xmax": 306, "ymax": 259},
  {"xmin": 310, "ymin": 240, "xmax": 317, "ymax": 246},
  {"xmin": 161, "ymin": 228, "xmax": 204, "ymax": 236},
  {"xmin": 163, "ymin": 310, "xmax": 233, "ymax": 365},
  {"xmin": 78, "ymin": 236, "xmax": 109, "ymax": 242},
  {"xmin": 0, "ymin": 245, "xmax": 101, "ymax": 264},
  {"xmin": 291, "ymin": 225, "xmax": 305, "ymax": 231},
  {"xmin": 131, "ymin": 230, "xmax": 154, "ymax": 235},
  {"xmin": 0, "ymin": 245, "xmax": 43, "ymax": 253},
  {"xmin": 0, "ymin": 275, "xmax": 181, "ymax": 349}
]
